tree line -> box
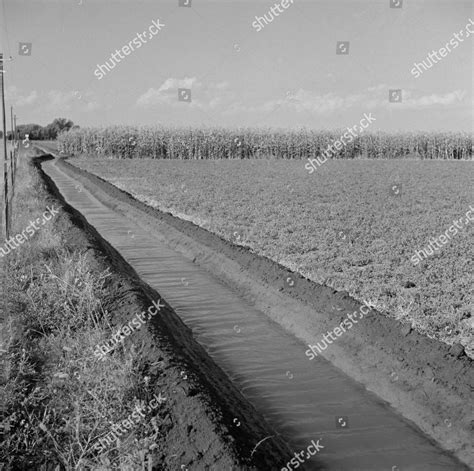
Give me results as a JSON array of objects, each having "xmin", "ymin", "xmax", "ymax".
[{"xmin": 3, "ymin": 118, "xmax": 78, "ymax": 141}]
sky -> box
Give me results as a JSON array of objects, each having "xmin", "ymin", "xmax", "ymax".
[{"xmin": 0, "ymin": 0, "xmax": 473, "ymax": 132}]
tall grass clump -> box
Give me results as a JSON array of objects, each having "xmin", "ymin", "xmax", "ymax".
[{"xmin": 58, "ymin": 126, "xmax": 473, "ymax": 161}]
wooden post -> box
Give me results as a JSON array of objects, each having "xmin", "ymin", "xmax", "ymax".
[
  {"xmin": 0, "ymin": 53, "xmax": 8, "ymax": 241},
  {"xmin": 0, "ymin": 57, "xmax": 9, "ymax": 436},
  {"xmin": 9, "ymin": 107, "xmax": 13, "ymax": 144},
  {"xmin": 9, "ymin": 107, "xmax": 13, "ymax": 190},
  {"xmin": 13, "ymin": 114, "xmax": 17, "ymax": 177},
  {"xmin": 9, "ymin": 150, "xmax": 13, "ymax": 193}
]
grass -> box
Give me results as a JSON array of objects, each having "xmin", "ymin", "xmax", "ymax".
[
  {"xmin": 70, "ymin": 157, "xmax": 473, "ymax": 356},
  {"xmin": 1, "ymin": 153, "xmax": 167, "ymax": 470}
]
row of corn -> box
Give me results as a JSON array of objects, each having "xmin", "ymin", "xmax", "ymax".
[{"xmin": 57, "ymin": 126, "xmax": 473, "ymax": 160}]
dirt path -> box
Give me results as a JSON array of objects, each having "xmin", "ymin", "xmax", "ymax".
[{"xmin": 37, "ymin": 150, "xmax": 473, "ymax": 470}]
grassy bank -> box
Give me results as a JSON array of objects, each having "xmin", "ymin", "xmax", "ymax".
[{"xmin": 1, "ymin": 152, "xmax": 170, "ymax": 470}]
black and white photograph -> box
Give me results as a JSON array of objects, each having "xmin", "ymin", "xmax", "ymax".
[{"xmin": 0, "ymin": 0, "xmax": 472, "ymax": 469}]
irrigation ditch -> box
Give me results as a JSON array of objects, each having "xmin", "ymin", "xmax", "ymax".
[{"xmin": 34, "ymin": 147, "xmax": 473, "ymax": 470}]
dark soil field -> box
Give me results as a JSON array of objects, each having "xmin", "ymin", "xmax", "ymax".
[{"xmin": 67, "ymin": 156, "xmax": 474, "ymax": 357}]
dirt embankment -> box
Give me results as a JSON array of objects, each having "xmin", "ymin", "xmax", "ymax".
[
  {"xmin": 49, "ymin": 154, "xmax": 474, "ymax": 470},
  {"xmin": 34, "ymin": 154, "xmax": 293, "ymax": 470}
]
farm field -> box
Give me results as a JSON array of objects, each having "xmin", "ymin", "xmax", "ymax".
[
  {"xmin": 57, "ymin": 126, "xmax": 473, "ymax": 161},
  {"xmin": 4, "ymin": 0, "xmax": 474, "ymax": 468},
  {"xmin": 70, "ymin": 157, "xmax": 474, "ymax": 356}
]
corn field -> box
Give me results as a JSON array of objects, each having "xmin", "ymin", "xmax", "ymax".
[{"xmin": 57, "ymin": 126, "xmax": 473, "ymax": 160}]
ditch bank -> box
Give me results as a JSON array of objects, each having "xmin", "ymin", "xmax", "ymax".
[
  {"xmin": 52, "ymin": 153, "xmax": 474, "ymax": 469},
  {"xmin": 33, "ymin": 154, "xmax": 293, "ymax": 470}
]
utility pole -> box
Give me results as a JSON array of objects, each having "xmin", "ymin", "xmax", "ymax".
[
  {"xmin": 9, "ymin": 106, "xmax": 13, "ymax": 189},
  {"xmin": 0, "ymin": 53, "xmax": 8, "ymax": 241},
  {"xmin": 0, "ymin": 55, "xmax": 9, "ymax": 436},
  {"xmin": 13, "ymin": 114, "xmax": 17, "ymax": 183}
]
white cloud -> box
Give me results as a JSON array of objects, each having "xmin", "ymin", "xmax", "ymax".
[
  {"xmin": 45, "ymin": 90, "xmax": 101, "ymax": 113},
  {"xmin": 402, "ymin": 90, "xmax": 466, "ymax": 107},
  {"xmin": 160, "ymin": 77, "xmax": 197, "ymax": 91},
  {"xmin": 6, "ymin": 86, "xmax": 100, "ymax": 113},
  {"xmin": 136, "ymin": 79, "xmax": 468, "ymax": 118},
  {"xmin": 136, "ymin": 77, "xmax": 200, "ymax": 107},
  {"xmin": 273, "ymin": 87, "xmax": 468, "ymax": 114},
  {"xmin": 136, "ymin": 77, "xmax": 238, "ymax": 111},
  {"xmin": 6, "ymin": 86, "xmax": 38, "ymax": 106},
  {"xmin": 135, "ymin": 87, "xmax": 168, "ymax": 107},
  {"xmin": 47, "ymin": 90, "xmax": 76, "ymax": 107},
  {"xmin": 85, "ymin": 101, "xmax": 100, "ymax": 111},
  {"xmin": 215, "ymin": 81, "xmax": 230, "ymax": 90}
]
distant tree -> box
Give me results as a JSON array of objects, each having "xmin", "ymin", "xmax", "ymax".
[
  {"xmin": 48, "ymin": 118, "xmax": 74, "ymax": 139},
  {"xmin": 17, "ymin": 124, "xmax": 43, "ymax": 140},
  {"xmin": 42, "ymin": 123, "xmax": 56, "ymax": 140},
  {"xmin": 15, "ymin": 118, "xmax": 77, "ymax": 140}
]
